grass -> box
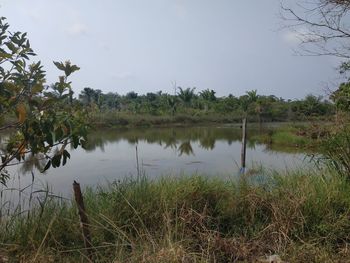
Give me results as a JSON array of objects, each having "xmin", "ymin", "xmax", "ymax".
[
  {"xmin": 250, "ymin": 123, "xmax": 332, "ymax": 151},
  {"xmin": 91, "ymin": 111, "xmax": 251, "ymax": 128},
  {"xmin": 89, "ymin": 109, "xmax": 334, "ymax": 128},
  {"xmin": 270, "ymin": 130, "xmax": 309, "ymax": 147},
  {"xmin": 1, "ymin": 169, "xmax": 350, "ymax": 262}
]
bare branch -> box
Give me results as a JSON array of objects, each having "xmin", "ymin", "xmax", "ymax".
[{"xmin": 280, "ymin": 0, "xmax": 350, "ymax": 59}]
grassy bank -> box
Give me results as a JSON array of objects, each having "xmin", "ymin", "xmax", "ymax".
[
  {"xmin": 250, "ymin": 123, "xmax": 332, "ymax": 151},
  {"xmin": 90, "ymin": 111, "xmax": 244, "ymax": 128},
  {"xmin": 89, "ymin": 111, "xmax": 332, "ymax": 154},
  {"xmin": 1, "ymin": 170, "xmax": 350, "ymax": 262},
  {"xmin": 90, "ymin": 111, "xmax": 331, "ymax": 152},
  {"xmin": 90, "ymin": 111, "xmax": 332, "ymax": 128}
]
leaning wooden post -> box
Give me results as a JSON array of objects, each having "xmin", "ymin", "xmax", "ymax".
[
  {"xmin": 73, "ymin": 181, "xmax": 93, "ymax": 261},
  {"xmin": 240, "ymin": 117, "xmax": 247, "ymax": 174}
]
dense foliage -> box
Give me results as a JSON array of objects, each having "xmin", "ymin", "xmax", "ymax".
[
  {"xmin": 78, "ymin": 87, "xmax": 335, "ymax": 122},
  {"xmin": 0, "ymin": 17, "xmax": 88, "ymax": 185}
]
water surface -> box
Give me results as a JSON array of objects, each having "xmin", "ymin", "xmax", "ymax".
[{"xmin": 2, "ymin": 125, "xmax": 311, "ymax": 197}]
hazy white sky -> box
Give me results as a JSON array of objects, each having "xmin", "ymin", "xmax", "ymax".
[{"xmin": 0, "ymin": 0, "xmax": 343, "ymax": 98}]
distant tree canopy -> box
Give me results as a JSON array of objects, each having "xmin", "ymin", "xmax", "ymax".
[
  {"xmin": 76, "ymin": 86, "xmax": 335, "ymax": 121},
  {"xmin": 0, "ymin": 17, "xmax": 88, "ymax": 185}
]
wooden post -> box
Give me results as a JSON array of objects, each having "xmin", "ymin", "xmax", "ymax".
[
  {"xmin": 136, "ymin": 144, "xmax": 140, "ymax": 178},
  {"xmin": 73, "ymin": 181, "xmax": 93, "ymax": 262},
  {"xmin": 241, "ymin": 117, "xmax": 247, "ymax": 174}
]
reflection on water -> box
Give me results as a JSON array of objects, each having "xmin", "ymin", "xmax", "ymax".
[
  {"xmin": 84, "ymin": 125, "xmax": 294, "ymax": 155},
  {"xmin": 2, "ymin": 125, "xmax": 311, "ymax": 197},
  {"xmin": 18, "ymin": 154, "xmax": 46, "ymax": 174},
  {"xmin": 178, "ymin": 141, "xmax": 194, "ymax": 156},
  {"xmin": 84, "ymin": 126, "xmax": 245, "ymax": 153}
]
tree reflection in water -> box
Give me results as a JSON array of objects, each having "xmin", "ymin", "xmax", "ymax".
[
  {"xmin": 19, "ymin": 154, "xmax": 46, "ymax": 174},
  {"xmin": 178, "ymin": 141, "xmax": 194, "ymax": 156},
  {"xmin": 9, "ymin": 125, "xmax": 307, "ymax": 174},
  {"xmin": 85, "ymin": 126, "xmax": 245, "ymax": 153}
]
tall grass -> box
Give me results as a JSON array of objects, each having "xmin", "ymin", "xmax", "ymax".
[
  {"xmin": 1, "ymin": 170, "xmax": 350, "ymax": 262},
  {"xmin": 321, "ymin": 125, "xmax": 350, "ymax": 179},
  {"xmin": 251, "ymin": 124, "xmax": 325, "ymax": 150}
]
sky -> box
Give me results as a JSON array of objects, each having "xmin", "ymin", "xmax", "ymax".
[{"xmin": 0, "ymin": 0, "xmax": 344, "ymax": 99}]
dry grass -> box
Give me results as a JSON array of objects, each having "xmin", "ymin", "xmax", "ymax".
[{"xmin": 1, "ymin": 170, "xmax": 350, "ymax": 262}]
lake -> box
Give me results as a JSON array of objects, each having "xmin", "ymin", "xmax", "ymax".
[{"xmin": 1, "ymin": 124, "xmax": 311, "ymax": 198}]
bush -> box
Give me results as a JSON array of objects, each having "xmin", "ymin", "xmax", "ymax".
[{"xmin": 321, "ymin": 125, "xmax": 350, "ymax": 178}]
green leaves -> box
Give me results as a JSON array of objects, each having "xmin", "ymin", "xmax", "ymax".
[
  {"xmin": 53, "ymin": 61, "xmax": 65, "ymax": 71},
  {"xmin": 331, "ymin": 82, "xmax": 350, "ymax": 112},
  {"xmin": 0, "ymin": 17, "xmax": 89, "ymax": 185},
  {"xmin": 5, "ymin": 41, "xmax": 17, "ymax": 54},
  {"xmin": 52, "ymin": 61, "xmax": 80, "ymax": 98},
  {"xmin": 177, "ymin": 87, "xmax": 196, "ymax": 107},
  {"xmin": 54, "ymin": 61, "xmax": 80, "ymax": 77},
  {"xmin": 0, "ymin": 52, "xmax": 12, "ymax": 59}
]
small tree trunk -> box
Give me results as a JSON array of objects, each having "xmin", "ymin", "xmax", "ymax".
[
  {"xmin": 241, "ymin": 117, "xmax": 247, "ymax": 173},
  {"xmin": 73, "ymin": 181, "xmax": 93, "ymax": 261}
]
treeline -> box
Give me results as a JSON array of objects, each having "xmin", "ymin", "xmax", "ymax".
[{"xmin": 78, "ymin": 87, "xmax": 335, "ymax": 122}]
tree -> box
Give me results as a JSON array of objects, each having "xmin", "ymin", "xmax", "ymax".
[
  {"xmin": 126, "ymin": 91, "xmax": 138, "ymax": 100},
  {"xmin": 94, "ymin": 89, "xmax": 103, "ymax": 109},
  {"xmin": 304, "ymin": 94, "xmax": 323, "ymax": 115},
  {"xmin": 199, "ymin": 89, "xmax": 216, "ymax": 102},
  {"xmin": 102, "ymin": 92, "xmax": 120, "ymax": 110},
  {"xmin": 167, "ymin": 96, "xmax": 178, "ymax": 116},
  {"xmin": 246, "ymin": 89, "xmax": 258, "ymax": 104},
  {"xmin": 331, "ymin": 82, "xmax": 350, "ymax": 111},
  {"xmin": 281, "ymin": 0, "xmax": 350, "ymax": 58},
  {"xmin": 177, "ymin": 87, "xmax": 196, "ymax": 107},
  {"xmin": 0, "ymin": 17, "xmax": 88, "ymax": 185},
  {"xmin": 281, "ymin": 0, "xmax": 350, "ymax": 118},
  {"xmin": 238, "ymin": 95, "xmax": 250, "ymax": 113},
  {"xmin": 239, "ymin": 90, "xmax": 258, "ymax": 114},
  {"xmin": 199, "ymin": 89, "xmax": 216, "ymax": 111},
  {"xmin": 214, "ymin": 95, "xmax": 240, "ymax": 113},
  {"xmin": 79, "ymin": 87, "xmax": 96, "ymax": 105}
]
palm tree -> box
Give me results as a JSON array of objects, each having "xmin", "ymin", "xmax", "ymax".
[
  {"xmin": 246, "ymin": 89, "xmax": 258, "ymax": 105},
  {"xmin": 177, "ymin": 87, "xmax": 196, "ymax": 107},
  {"xmin": 178, "ymin": 141, "xmax": 194, "ymax": 156},
  {"xmin": 94, "ymin": 89, "xmax": 103, "ymax": 109},
  {"xmin": 79, "ymin": 87, "xmax": 96, "ymax": 105},
  {"xmin": 304, "ymin": 94, "xmax": 321, "ymax": 116},
  {"xmin": 200, "ymin": 89, "xmax": 216, "ymax": 101},
  {"xmin": 239, "ymin": 95, "xmax": 250, "ymax": 113},
  {"xmin": 199, "ymin": 89, "xmax": 216, "ymax": 111},
  {"xmin": 167, "ymin": 96, "xmax": 178, "ymax": 116}
]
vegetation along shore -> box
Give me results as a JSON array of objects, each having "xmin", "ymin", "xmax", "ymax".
[
  {"xmin": 2, "ymin": 170, "xmax": 350, "ymax": 262},
  {"xmin": 2, "ymin": 0, "xmax": 350, "ymax": 262}
]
